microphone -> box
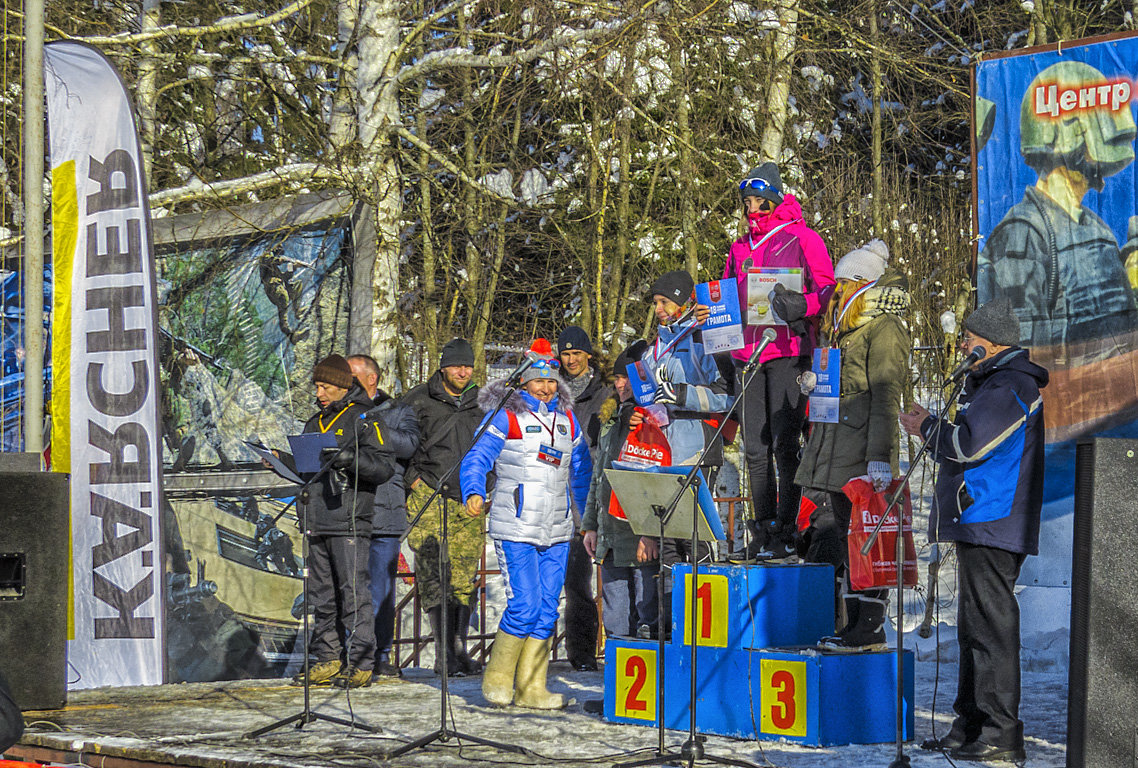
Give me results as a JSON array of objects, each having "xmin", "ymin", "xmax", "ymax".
[
  {"xmin": 744, "ymin": 327, "xmax": 779, "ymax": 372},
  {"xmin": 506, "ymin": 349, "xmax": 542, "ymax": 384},
  {"xmin": 945, "ymin": 346, "xmax": 986, "ymax": 385}
]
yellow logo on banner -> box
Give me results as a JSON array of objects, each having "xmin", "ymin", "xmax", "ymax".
[
  {"xmin": 614, "ymin": 647, "xmax": 657, "ymax": 721},
  {"xmin": 760, "ymin": 659, "xmax": 807, "ymax": 737},
  {"xmin": 681, "ymin": 573, "xmax": 729, "ymax": 647}
]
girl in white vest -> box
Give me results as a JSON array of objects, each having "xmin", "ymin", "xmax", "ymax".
[{"xmin": 460, "ymin": 340, "xmax": 593, "ymax": 709}]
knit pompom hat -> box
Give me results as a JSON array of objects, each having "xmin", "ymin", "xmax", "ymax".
[
  {"xmin": 520, "ymin": 338, "xmax": 560, "ymax": 384},
  {"xmin": 834, "ymin": 239, "xmax": 890, "ymax": 282}
]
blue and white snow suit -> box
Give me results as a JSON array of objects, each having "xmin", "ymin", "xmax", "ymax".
[{"xmin": 461, "ymin": 379, "xmax": 592, "ymax": 639}]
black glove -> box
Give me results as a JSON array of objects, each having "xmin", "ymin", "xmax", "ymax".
[
  {"xmin": 655, "ymin": 368, "xmax": 687, "ymax": 405},
  {"xmin": 322, "ymin": 446, "xmax": 356, "ymax": 471},
  {"xmin": 770, "ymin": 284, "xmax": 810, "ymax": 336}
]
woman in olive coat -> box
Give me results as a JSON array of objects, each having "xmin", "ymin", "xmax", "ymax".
[{"xmin": 795, "ymin": 239, "xmax": 910, "ymax": 650}]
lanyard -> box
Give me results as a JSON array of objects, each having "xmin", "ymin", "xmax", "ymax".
[
  {"xmin": 747, "ymin": 220, "xmax": 793, "ymax": 253},
  {"xmin": 531, "ymin": 410, "xmax": 558, "ymax": 441},
  {"xmin": 834, "ymin": 280, "xmax": 878, "ymax": 329},
  {"xmin": 652, "ymin": 320, "xmax": 698, "ymax": 363},
  {"xmin": 318, "ymin": 406, "xmax": 351, "ymax": 434}
]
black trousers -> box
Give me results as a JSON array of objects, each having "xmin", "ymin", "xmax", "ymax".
[
  {"xmin": 737, "ymin": 356, "xmax": 809, "ymax": 534},
  {"xmin": 953, "ymin": 541, "xmax": 1027, "ymax": 749},
  {"xmin": 308, "ymin": 534, "xmax": 376, "ymax": 670},
  {"xmin": 563, "ymin": 532, "xmax": 599, "ymax": 664}
]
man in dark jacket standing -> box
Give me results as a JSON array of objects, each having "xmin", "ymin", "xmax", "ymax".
[
  {"xmin": 348, "ymin": 354, "xmax": 420, "ymax": 680},
  {"xmin": 404, "ymin": 338, "xmax": 485, "ymax": 675},
  {"xmin": 557, "ymin": 325, "xmax": 610, "ymax": 671},
  {"xmin": 287, "ymin": 354, "xmax": 396, "ymax": 690},
  {"xmin": 901, "ymin": 297, "xmax": 1047, "ymax": 764}
]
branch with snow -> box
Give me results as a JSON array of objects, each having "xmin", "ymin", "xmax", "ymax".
[
  {"xmin": 390, "ymin": 125, "xmax": 517, "ymax": 207},
  {"xmin": 59, "ymin": 0, "xmax": 317, "ymax": 46},
  {"xmin": 389, "ymin": 19, "xmax": 629, "ymax": 93},
  {"xmin": 149, "ymin": 162, "xmax": 334, "ymax": 207}
]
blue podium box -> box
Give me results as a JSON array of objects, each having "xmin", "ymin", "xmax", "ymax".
[
  {"xmin": 671, "ymin": 563, "xmax": 835, "ymax": 650},
  {"xmin": 604, "ymin": 638, "xmax": 914, "ymax": 746}
]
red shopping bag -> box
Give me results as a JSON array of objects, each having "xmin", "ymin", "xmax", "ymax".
[
  {"xmin": 608, "ymin": 409, "xmax": 671, "ymax": 519},
  {"xmin": 843, "ymin": 477, "xmax": 918, "ymax": 591}
]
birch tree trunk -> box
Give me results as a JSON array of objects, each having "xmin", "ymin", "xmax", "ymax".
[
  {"xmin": 870, "ymin": 5, "xmax": 884, "ymax": 235},
  {"xmin": 758, "ymin": 0, "xmax": 799, "ymax": 164},
  {"xmin": 329, "ymin": 0, "xmax": 360, "ymax": 150},
  {"xmin": 357, "ymin": 0, "xmax": 402, "ymax": 390},
  {"xmin": 137, "ymin": 0, "xmax": 161, "ymax": 179}
]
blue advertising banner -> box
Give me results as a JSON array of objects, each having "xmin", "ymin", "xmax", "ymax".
[{"xmin": 975, "ymin": 33, "xmax": 1138, "ymax": 586}]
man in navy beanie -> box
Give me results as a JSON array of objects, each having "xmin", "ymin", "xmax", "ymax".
[{"xmin": 556, "ymin": 325, "xmax": 613, "ymax": 670}]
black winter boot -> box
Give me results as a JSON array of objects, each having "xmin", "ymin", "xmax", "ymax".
[
  {"xmin": 823, "ymin": 595, "xmax": 888, "ymax": 651},
  {"xmin": 427, "ymin": 606, "xmax": 464, "ymax": 676},
  {"xmin": 451, "ymin": 603, "xmax": 483, "ymax": 675},
  {"xmin": 820, "ymin": 593, "xmax": 861, "ymax": 645}
]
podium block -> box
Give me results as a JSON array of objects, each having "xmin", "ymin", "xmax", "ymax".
[
  {"xmin": 605, "ymin": 637, "xmax": 914, "ymax": 746},
  {"xmin": 671, "ymin": 563, "xmax": 835, "ymax": 650}
]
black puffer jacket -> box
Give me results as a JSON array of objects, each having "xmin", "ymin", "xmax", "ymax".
[
  {"xmin": 368, "ymin": 389, "xmax": 420, "ymax": 536},
  {"xmin": 291, "ymin": 383, "xmax": 396, "ymax": 537},
  {"xmin": 404, "ymin": 370, "xmax": 482, "ymax": 501}
]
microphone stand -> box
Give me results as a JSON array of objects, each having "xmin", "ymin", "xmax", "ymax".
[
  {"xmin": 247, "ymin": 443, "xmax": 380, "ymax": 737},
  {"xmin": 386, "ymin": 368, "xmax": 533, "ymax": 761},
  {"xmin": 857, "ymin": 375, "xmax": 967, "ymax": 768},
  {"xmin": 616, "ymin": 348, "xmax": 768, "ymax": 768}
]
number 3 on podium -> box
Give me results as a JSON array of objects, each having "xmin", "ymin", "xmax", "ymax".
[
  {"xmin": 760, "ymin": 659, "xmax": 807, "ymax": 737},
  {"xmin": 682, "ymin": 573, "xmax": 729, "ymax": 647},
  {"xmin": 615, "ymin": 647, "xmax": 657, "ymax": 721}
]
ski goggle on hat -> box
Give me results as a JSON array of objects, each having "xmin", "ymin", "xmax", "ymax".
[{"xmin": 739, "ymin": 177, "xmax": 775, "ymax": 194}]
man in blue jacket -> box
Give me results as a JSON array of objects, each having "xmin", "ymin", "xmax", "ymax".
[
  {"xmin": 349, "ymin": 354, "xmax": 421, "ymax": 680},
  {"xmin": 901, "ymin": 297, "xmax": 1047, "ymax": 764}
]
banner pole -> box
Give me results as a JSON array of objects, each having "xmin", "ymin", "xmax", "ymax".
[{"xmin": 23, "ymin": 0, "xmax": 45, "ymax": 459}]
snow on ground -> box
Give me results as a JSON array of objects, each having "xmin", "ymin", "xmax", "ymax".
[{"xmin": 19, "ymin": 653, "xmax": 1066, "ymax": 768}]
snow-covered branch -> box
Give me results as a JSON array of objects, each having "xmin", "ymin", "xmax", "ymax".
[
  {"xmin": 390, "ymin": 125, "xmax": 517, "ymax": 207},
  {"xmin": 149, "ymin": 162, "xmax": 335, "ymax": 207},
  {"xmin": 390, "ymin": 19, "xmax": 628, "ymax": 92},
  {"xmin": 63, "ymin": 0, "xmax": 317, "ymax": 46}
]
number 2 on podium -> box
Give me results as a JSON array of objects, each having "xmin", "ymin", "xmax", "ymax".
[
  {"xmin": 615, "ymin": 647, "xmax": 657, "ymax": 721},
  {"xmin": 682, "ymin": 573, "xmax": 728, "ymax": 647}
]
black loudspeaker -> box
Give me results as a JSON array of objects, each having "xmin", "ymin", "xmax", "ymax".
[
  {"xmin": 0, "ymin": 471, "xmax": 70, "ymax": 710},
  {"xmin": 1068, "ymin": 438, "xmax": 1138, "ymax": 768}
]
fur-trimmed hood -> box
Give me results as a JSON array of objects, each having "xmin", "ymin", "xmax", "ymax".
[{"xmin": 478, "ymin": 376, "xmax": 574, "ymax": 416}]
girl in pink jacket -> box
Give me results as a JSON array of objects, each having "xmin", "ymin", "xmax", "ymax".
[{"xmin": 722, "ymin": 162, "xmax": 835, "ymax": 560}]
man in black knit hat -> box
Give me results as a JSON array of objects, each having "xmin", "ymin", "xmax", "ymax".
[
  {"xmin": 403, "ymin": 338, "xmax": 486, "ymax": 675},
  {"xmin": 556, "ymin": 325, "xmax": 612, "ymax": 671}
]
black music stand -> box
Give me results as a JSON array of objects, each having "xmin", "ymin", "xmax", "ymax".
[
  {"xmin": 385, "ymin": 374, "xmax": 532, "ymax": 761},
  {"xmin": 246, "ymin": 448, "xmax": 380, "ymax": 737},
  {"xmin": 859, "ymin": 377, "xmax": 967, "ymax": 768}
]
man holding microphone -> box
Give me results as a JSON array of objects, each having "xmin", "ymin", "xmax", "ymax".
[{"xmin": 900, "ymin": 297, "xmax": 1047, "ymax": 763}]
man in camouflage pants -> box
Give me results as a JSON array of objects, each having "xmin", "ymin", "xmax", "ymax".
[{"xmin": 404, "ymin": 339, "xmax": 486, "ymax": 675}]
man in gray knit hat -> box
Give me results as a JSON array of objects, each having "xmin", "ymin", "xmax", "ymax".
[{"xmin": 900, "ymin": 296, "xmax": 1047, "ymax": 763}]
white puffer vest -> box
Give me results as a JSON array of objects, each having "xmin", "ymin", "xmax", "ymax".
[{"xmin": 487, "ymin": 405, "xmax": 580, "ymax": 546}]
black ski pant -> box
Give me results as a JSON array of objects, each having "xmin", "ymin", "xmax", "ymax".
[
  {"xmin": 308, "ymin": 534, "xmax": 376, "ymax": 671},
  {"xmin": 953, "ymin": 541, "xmax": 1027, "ymax": 750},
  {"xmin": 563, "ymin": 532, "xmax": 599, "ymax": 665},
  {"xmin": 737, "ymin": 356, "xmax": 809, "ymax": 537}
]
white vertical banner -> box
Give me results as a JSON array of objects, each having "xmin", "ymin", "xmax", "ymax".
[{"xmin": 45, "ymin": 41, "xmax": 164, "ymax": 688}]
